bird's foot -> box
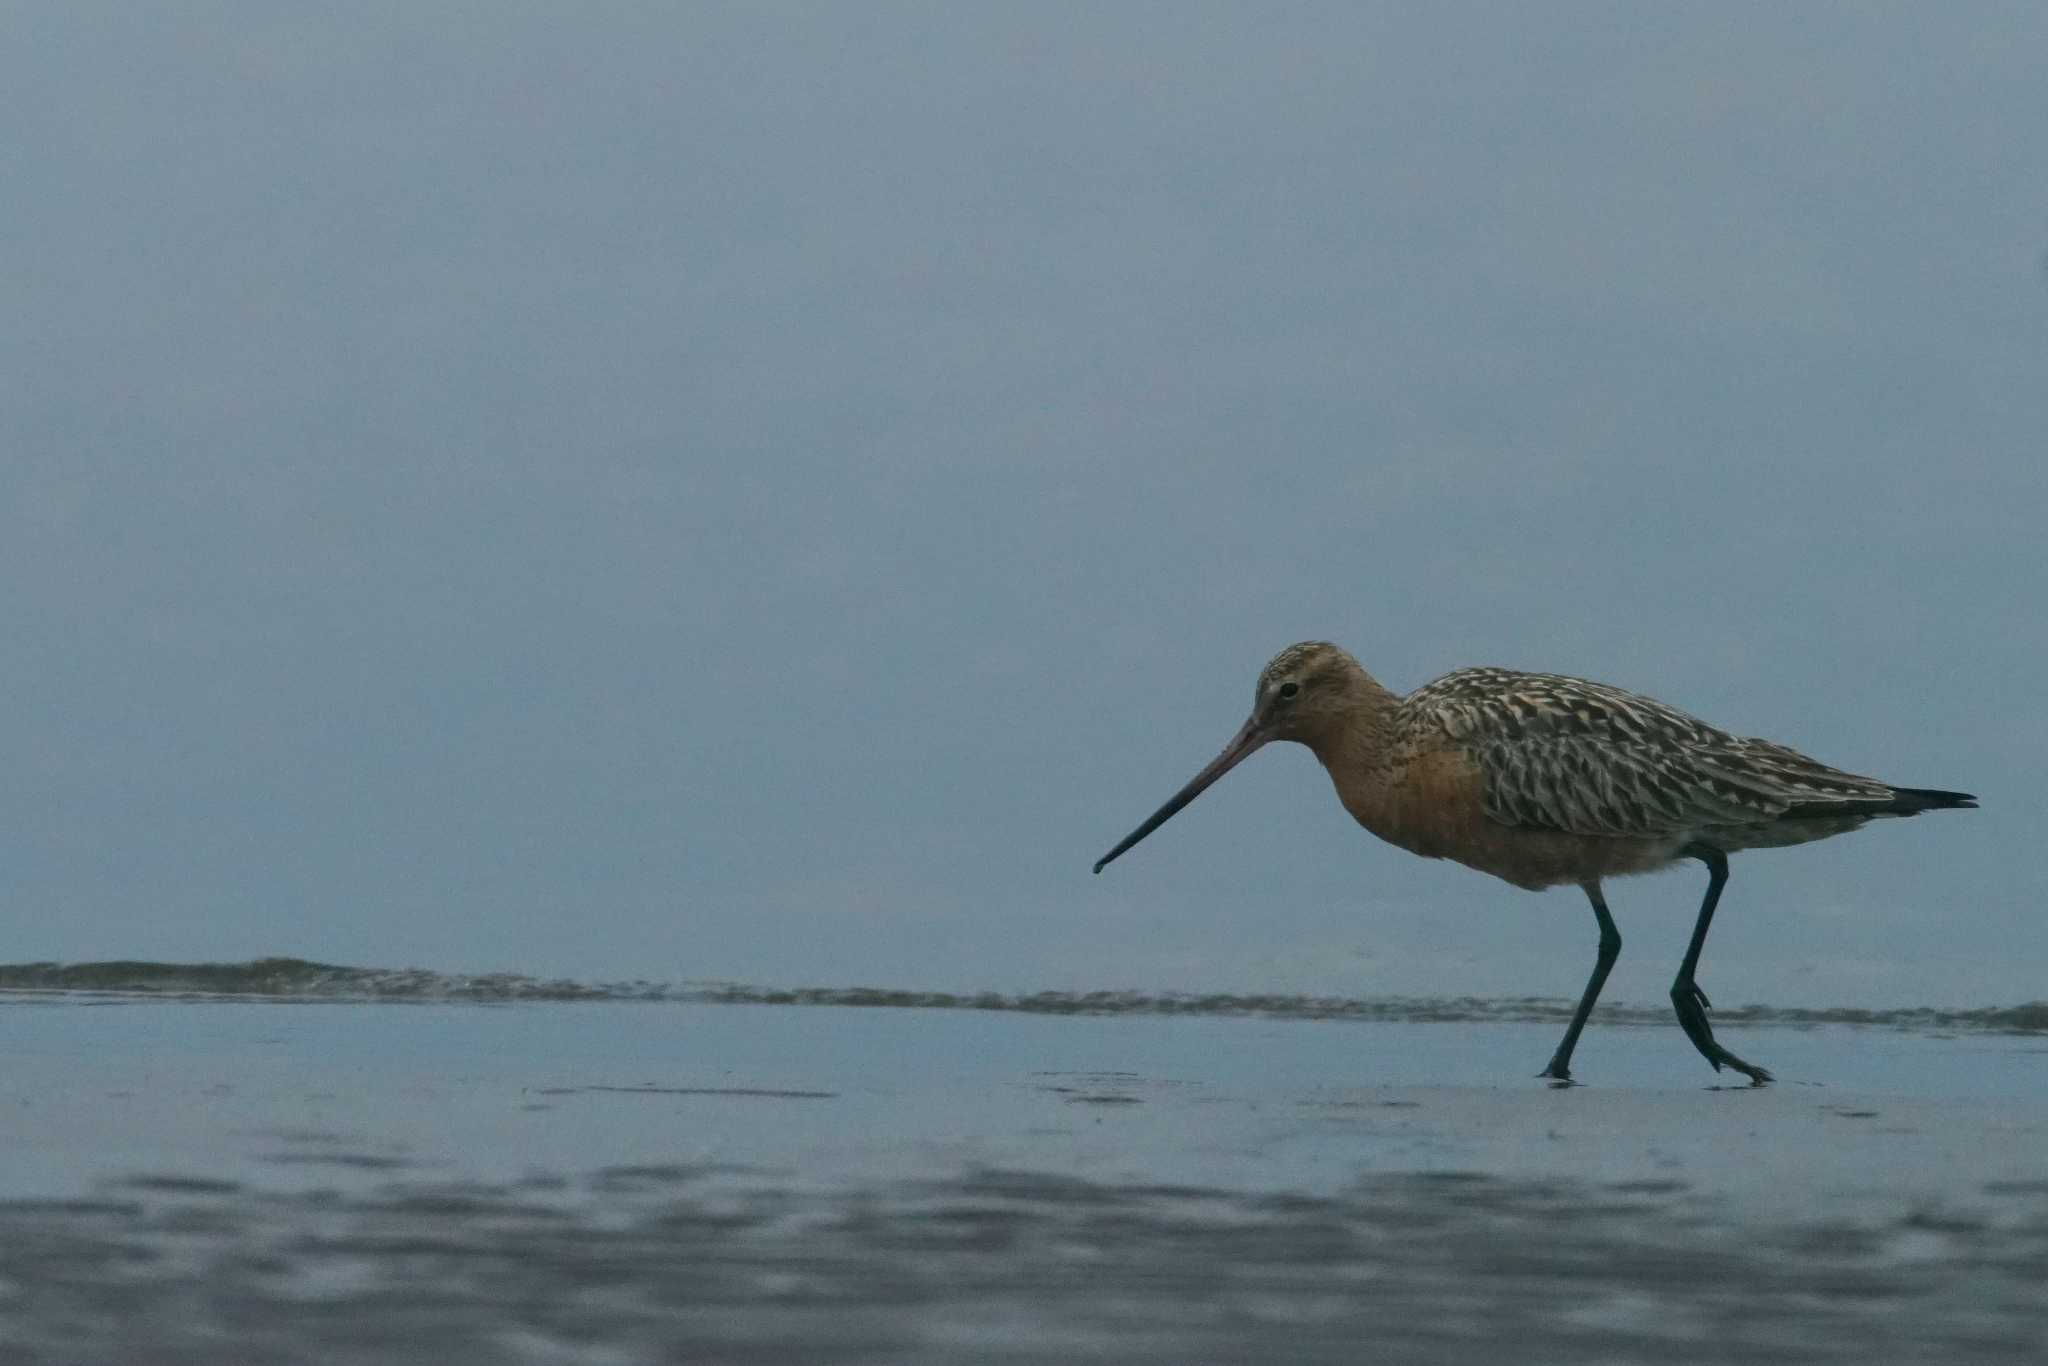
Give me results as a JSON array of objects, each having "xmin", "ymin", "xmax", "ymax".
[
  {"xmin": 1538, "ymin": 1057, "xmax": 1578, "ymax": 1087},
  {"xmin": 1671, "ymin": 978, "xmax": 1772, "ymax": 1086}
]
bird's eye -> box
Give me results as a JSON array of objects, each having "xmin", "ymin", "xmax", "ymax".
[{"xmin": 1278, "ymin": 682, "xmax": 1300, "ymax": 700}]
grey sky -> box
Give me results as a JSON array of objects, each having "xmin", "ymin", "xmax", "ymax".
[{"xmin": 5, "ymin": 4, "xmax": 2043, "ymax": 1007}]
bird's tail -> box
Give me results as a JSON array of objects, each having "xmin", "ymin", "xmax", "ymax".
[
  {"xmin": 1778, "ymin": 786, "xmax": 1977, "ymax": 822},
  {"xmin": 1883, "ymin": 787, "xmax": 1978, "ymax": 814}
]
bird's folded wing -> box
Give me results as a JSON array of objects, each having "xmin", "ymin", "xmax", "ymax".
[{"xmin": 1408, "ymin": 669, "xmax": 1893, "ymax": 837}]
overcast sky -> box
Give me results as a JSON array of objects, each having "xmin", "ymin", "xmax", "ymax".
[{"xmin": 4, "ymin": 4, "xmax": 2044, "ymax": 1008}]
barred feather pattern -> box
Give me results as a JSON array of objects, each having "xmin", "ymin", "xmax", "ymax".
[{"xmin": 1404, "ymin": 668, "xmax": 1897, "ymax": 839}]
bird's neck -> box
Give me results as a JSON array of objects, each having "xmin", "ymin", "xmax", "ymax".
[
  {"xmin": 1296, "ymin": 671, "xmax": 1409, "ymax": 844},
  {"xmin": 1298, "ymin": 669, "xmax": 1402, "ymax": 774}
]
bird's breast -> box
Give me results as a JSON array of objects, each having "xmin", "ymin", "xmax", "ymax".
[
  {"xmin": 1320, "ymin": 745, "xmax": 1674, "ymax": 891},
  {"xmin": 1324, "ymin": 747, "xmax": 1483, "ymax": 859}
]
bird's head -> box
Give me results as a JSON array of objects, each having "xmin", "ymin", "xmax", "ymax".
[{"xmin": 1251, "ymin": 640, "xmax": 1366, "ymax": 745}]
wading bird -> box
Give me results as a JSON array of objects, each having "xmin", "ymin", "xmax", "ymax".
[{"xmin": 1092, "ymin": 642, "xmax": 1975, "ymax": 1084}]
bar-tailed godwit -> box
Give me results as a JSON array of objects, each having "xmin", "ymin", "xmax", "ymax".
[{"xmin": 1093, "ymin": 642, "xmax": 1976, "ymax": 1084}]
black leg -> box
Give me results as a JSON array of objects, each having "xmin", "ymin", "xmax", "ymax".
[
  {"xmin": 1670, "ymin": 844, "xmax": 1772, "ymax": 1085},
  {"xmin": 1540, "ymin": 882, "xmax": 1621, "ymax": 1083}
]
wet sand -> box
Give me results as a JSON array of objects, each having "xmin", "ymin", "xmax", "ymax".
[{"xmin": 2, "ymin": 994, "xmax": 2045, "ymax": 1362}]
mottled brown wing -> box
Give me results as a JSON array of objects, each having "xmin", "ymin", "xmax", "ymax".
[{"xmin": 1406, "ymin": 668, "xmax": 1894, "ymax": 837}]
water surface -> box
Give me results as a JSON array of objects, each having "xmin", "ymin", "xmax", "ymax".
[{"xmin": 3, "ymin": 974, "xmax": 2045, "ymax": 1362}]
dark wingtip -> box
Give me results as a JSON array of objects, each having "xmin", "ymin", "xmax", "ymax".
[
  {"xmin": 1091, "ymin": 859, "xmax": 1107, "ymax": 875},
  {"xmin": 1891, "ymin": 787, "xmax": 1978, "ymax": 813}
]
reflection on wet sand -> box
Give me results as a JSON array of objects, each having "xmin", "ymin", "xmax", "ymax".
[{"xmin": 2, "ymin": 1167, "xmax": 2042, "ymax": 1364}]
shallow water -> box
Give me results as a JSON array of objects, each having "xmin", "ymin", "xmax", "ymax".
[{"xmin": 3, "ymin": 989, "xmax": 2046, "ymax": 1362}]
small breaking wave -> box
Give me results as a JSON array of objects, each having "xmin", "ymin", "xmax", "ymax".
[
  {"xmin": 0, "ymin": 959, "xmax": 629, "ymax": 1002},
  {"xmin": 0, "ymin": 959, "xmax": 2043, "ymax": 1033}
]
